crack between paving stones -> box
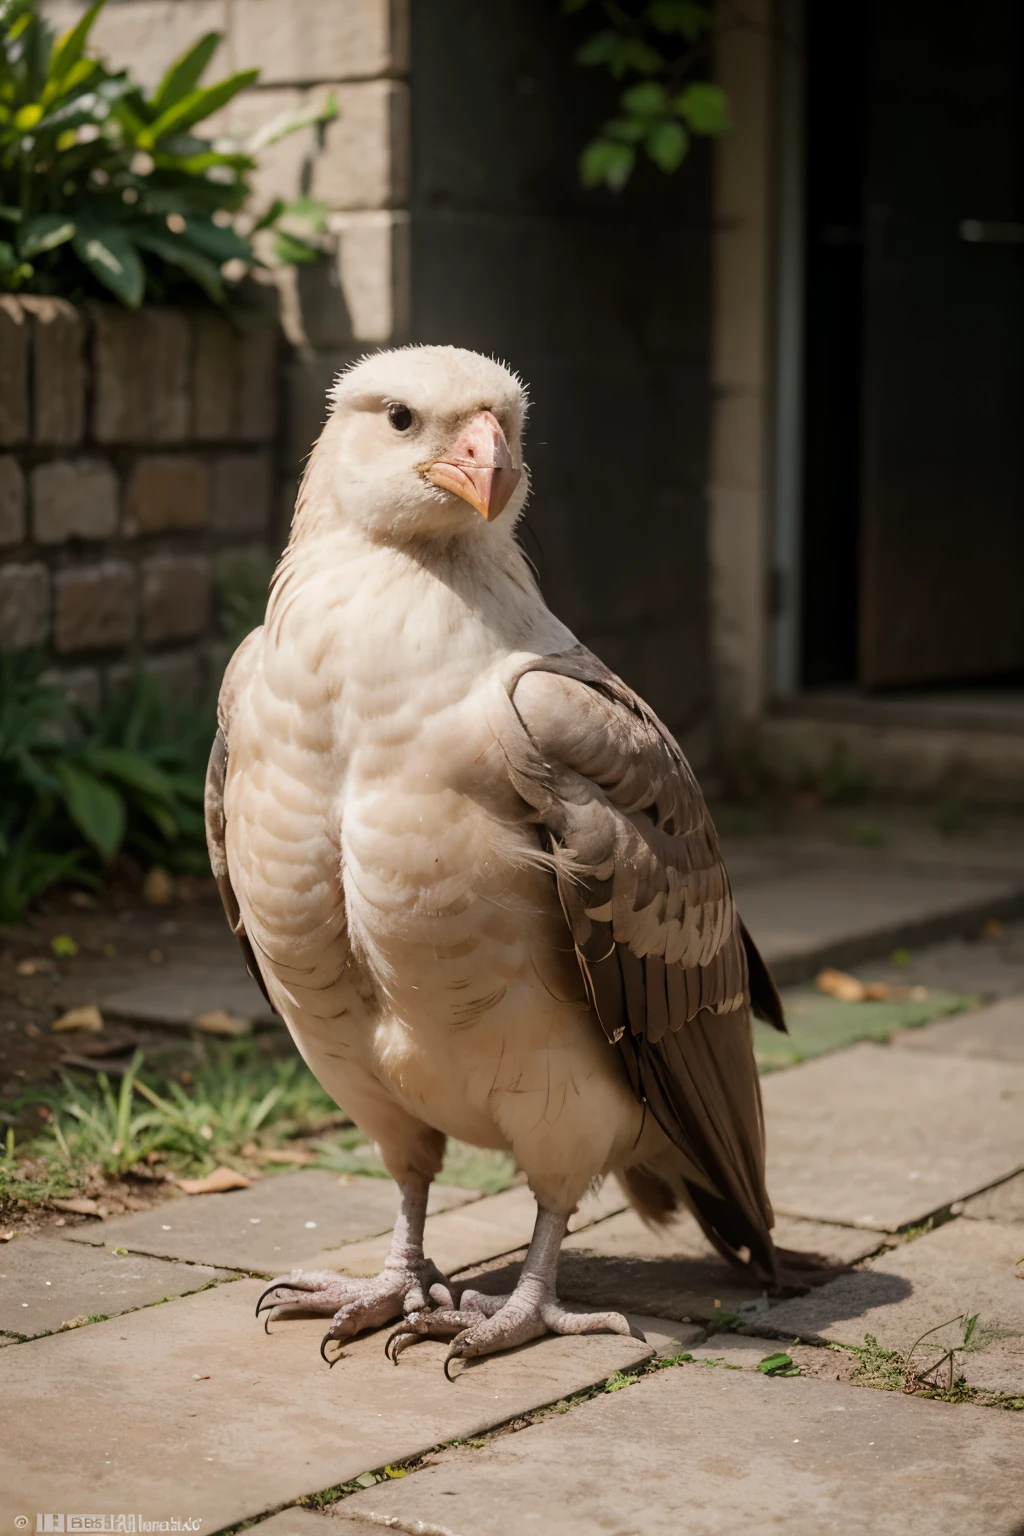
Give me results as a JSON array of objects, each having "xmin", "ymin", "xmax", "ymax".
[{"xmin": 1, "ymin": 1274, "xmax": 242, "ymax": 1344}]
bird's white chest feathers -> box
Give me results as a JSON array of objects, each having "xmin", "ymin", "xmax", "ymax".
[{"xmin": 223, "ymin": 533, "xmax": 634, "ymax": 1168}]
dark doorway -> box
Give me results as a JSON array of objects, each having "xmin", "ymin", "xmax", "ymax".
[{"xmin": 800, "ymin": 0, "xmax": 1024, "ymax": 691}]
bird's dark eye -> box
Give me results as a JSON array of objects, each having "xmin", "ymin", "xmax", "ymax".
[{"xmin": 387, "ymin": 402, "xmax": 413, "ymax": 432}]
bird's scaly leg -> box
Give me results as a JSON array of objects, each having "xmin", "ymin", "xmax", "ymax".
[
  {"xmin": 386, "ymin": 1205, "xmax": 639, "ymax": 1375},
  {"xmin": 255, "ymin": 1174, "xmax": 454, "ymax": 1362}
]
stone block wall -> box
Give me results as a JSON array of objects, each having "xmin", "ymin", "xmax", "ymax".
[{"xmin": 0, "ymin": 297, "xmax": 277, "ymax": 708}]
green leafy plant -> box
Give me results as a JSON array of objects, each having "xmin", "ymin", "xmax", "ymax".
[
  {"xmin": 565, "ymin": 0, "xmax": 732, "ymax": 189},
  {"xmin": 0, "ymin": 0, "xmax": 334, "ymax": 305},
  {"xmin": 757, "ymin": 1350, "xmax": 801, "ymax": 1377},
  {"xmin": 28, "ymin": 1051, "xmax": 169, "ymax": 1177},
  {"xmin": 215, "ymin": 550, "xmax": 275, "ymax": 647},
  {"xmin": 0, "ymin": 652, "xmax": 212, "ymax": 921}
]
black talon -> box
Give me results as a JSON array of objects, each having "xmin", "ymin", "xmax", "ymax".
[
  {"xmin": 255, "ymin": 1282, "xmax": 294, "ymax": 1317},
  {"xmin": 385, "ymin": 1325, "xmax": 407, "ymax": 1364},
  {"xmin": 444, "ymin": 1349, "xmax": 463, "ymax": 1383},
  {"xmin": 320, "ymin": 1330, "xmax": 344, "ymax": 1367}
]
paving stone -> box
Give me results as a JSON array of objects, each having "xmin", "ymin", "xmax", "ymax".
[
  {"xmin": 545, "ymin": 1209, "xmax": 886, "ymax": 1324},
  {"xmin": 235, "ymin": 1513, "xmax": 335, "ymax": 1536},
  {"xmin": 0, "ymin": 1279, "xmax": 651, "ymax": 1525},
  {"xmin": 892, "ymin": 995, "xmax": 1024, "ymax": 1061},
  {"xmin": 337, "ymin": 1361, "xmax": 1024, "ymax": 1536},
  {"xmin": 297, "ymin": 1181, "xmax": 626, "ymax": 1281},
  {"xmin": 0, "ymin": 1235, "xmax": 231, "ymax": 1338},
  {"xmin": 964, "ymin": 1172, "xmax": 1024, "ymax": 1224},
  {"xmin": 752, "ymin": 1218, "xmax": 1024, "ymax": 1396},
  {"xmin": 762, "ymin": 1041, "xmax": 1024, "ymax": 1229},
  {"xmin": 64, "ymin": 1170, "xmax": 476, "ymax": 1274},
  {"xmin": 98, "ymin": 961, "xmax": 278, "ymax": 1026},
  {"xmin": 736, "ymin": 863, "xmax": 1022, "ymax": 985}
]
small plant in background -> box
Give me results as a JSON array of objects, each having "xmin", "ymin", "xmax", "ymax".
[
  {"xmin": 0, "ymin": 651, "xmax": 212, "ymax": 922},
  {"xmin": 565, "ymin": 0, "xmax": 732, "ymax": 189},
  {"xmin": 0, "ymin": 0, "xmax": 334, "ymax": 305},
  {"xmin": 215, "ymin": 550, "xmax": 275, "ymax": 646},
  {"xmin": 902, "ymin": 1311, "xmax": 980, "ymax": 1396}
]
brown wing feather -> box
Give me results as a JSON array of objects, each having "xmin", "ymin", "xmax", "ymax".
[
  {"xmin": 204, "ymin": 726, "xmax": 274, "ymax": 1012},
  {"xmin": 500, "ymin": 646, "xmax": 782, "ymax": 1278}
]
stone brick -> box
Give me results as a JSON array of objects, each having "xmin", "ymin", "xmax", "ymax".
[
  {"xmin": 39, "ymin": 665, "xmax": 102, "ymax": 714},
  {"xmin": 0, "ymin": 455, "xmax": 26, "ymax": 545},
  {"xmin": 228, "ymin": 0, "xmax": 409, "ymax": 84},
  {"xmin": 41, "ymin": 0, "xmax": 227, "ymax": 91},
  {"xmin": 141, "ymin": 554, "xmax": 210, "ymax": 644},
  {"xmin": 123, "ymin": 456, "xmax": 209, "ymax": 535},
  {"xmin": 54, "ymin": 563, "xmax": 136, "ymax": 653},
  {"xmin": 211, "ymin": 453, "xmax": 273, "ymax": 534},
  {"xmin": 191, "ymin": 312, "xmax": 236, "ymax": 442},
  {"xmin": 19, "ymin": 296, "xmax": 85, "ymax": 445},
  {"xmin": 226, "ymin": 81, "xmax": 410, "ymax": 212},
  {"xmin": 0, "ymin": 561, "xmax": 49, "ymax": 649},
  {"xmin": 31, "ymin": 459, "xmax": 118, "ymax": 544},
  {"xmin": 0, "ymin": 296, "xmax": 29, "ymax": 445},
  {"xmin": 282, "ymin": 210, "xmax": 410, "ymax": 348},
  {"xmin": 92, "ymin": 306, "xmax": 191, "ymax": 444},
  {"xmin": 235, "ymin": 322, "xmax": 278, "ymax": 442}
]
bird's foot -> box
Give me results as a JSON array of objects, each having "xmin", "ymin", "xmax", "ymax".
[
  {"xmin": 386, "ymin": 1283, "xmax": 640, "ymax": 1377},
  {"xmin": 255, "ymin": 1259, "xmax": 455, "ymax": 1363}
]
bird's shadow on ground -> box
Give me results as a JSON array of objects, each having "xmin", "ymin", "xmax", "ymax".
[{"xmin": 455, "ymin": 1251, "xmax": 911, "ymax": 1330}]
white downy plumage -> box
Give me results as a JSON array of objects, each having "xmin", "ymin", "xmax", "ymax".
[{"xmin": 210, "ymin": 345, "xmax": 780, "ymax": 1372}]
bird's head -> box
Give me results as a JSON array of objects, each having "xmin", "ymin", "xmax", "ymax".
[{"xmin": 307, "ymin": 345, "xmax": 529, "ymax": 547}]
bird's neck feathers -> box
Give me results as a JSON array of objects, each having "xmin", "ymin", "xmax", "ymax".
[{"xmin": 268, "ymin": 440, "xmax": 569, "ymax": 670}]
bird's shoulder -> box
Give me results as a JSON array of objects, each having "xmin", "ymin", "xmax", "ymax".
[{"xmin": 217, "ymin": 624, "xmax": 264, "ymax": 738}]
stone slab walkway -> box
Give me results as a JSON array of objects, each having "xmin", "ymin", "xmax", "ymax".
[
  {"xmin": 0, "ymin": 1280, "xmax": 650, "ymax": 1529},
  {"xmin": 0, "ymin": 1236, "xmax": 230, "ymax": 1339},
  {"xmin": 762, "ymin": 1042, "xmax": 1024, "ymax": 1229},
  {"xmin": 336, "ymin": 1363, "xmax": 1024, "ymax": 1536},
  {"xmin": 63, "ymin": 1169, "xmax": 476, "ymax": 1273},
  {"xmin": 752, "ymin": 1217, "xmax": 1024, "ymax": 1397},
  {"xmin": 892, "ymin": 994, "xmax": 1024, "ymax": 1061}
]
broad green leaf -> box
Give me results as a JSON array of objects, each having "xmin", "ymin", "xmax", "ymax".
[
  {"xmin": 249, "ymin": 196, "xmax": 286, "ymax": 234},
  {"xmin": 133, "ymin": 228, "xmax": 224, "ymax": 301},
  {"xmin": 55, "ymin": 762, "xmax": 126, "ymax": 859},
  {"xmin": 42, "ymin": 54, "xmax": 99, "ymax": 106},
  {"xmin": 575, "ymin": 31, "xmax": 662, "ymax": 77},
  {"xmin": 646, "ymin": 0, "xmax": 711, "ymax": 40},
  {"xmin": 674, "ymin": 82, "xmax": 731, "ymax": 135},
  {"xmin": 72, "ymin": 220, "xmax": 145, "ymax": 306},
  {"xmin": 13, "ymin": 101, "xmax": 42, "ymax": 129},
  {"xmin": 272, "ymin": 228, "xmax": 320, "ymax": 265},
  {"xmin": 141, "ymin": 69, "xmax": 259, "ymax": 146},
  {"xmin": 247, "ymin": 89, "xmax": 337, "ymax": 152},
  {"xmin": 0, "ymin": 206, "xmax": 23, "ymax": 223},
  {"xmin": 0, "ymin": 240, "xmax": 18, "ymax": 268},
  {"xmin": 181, "ymin": 216, "xmax": 250, "ymax": 262},
  {"xmin": 605, "ymin": 116, "xmax": 647, "ymax": 144},
  {"xmin": 150, "ymin": 31, "xmax": 221, "ymax": 116},
  {"xmin": 79, "ymin": 745, "xmax": 175, "ymax": 801},
  {"xmin": 646, "ymin": 118, "xmax": 688, "ymax": 172},
  {"xmin": 757, "ymin": 1352, "xmax": 800, "ymax": 1376},
  {"xmin": 48, "ymin": 0, "xmax": 105, "ymax": 84},
  {"xmin": 277, "ymin": 195, "xmax": 331, "ymax": 231},
  {"xmin": 18, "ymin": 213, "xmax": 75, "ymax": 257},
  {"xmin": 580, "ymin": 137, "xmax": 635, "ymax": 191},
  {"xmin": 621, "ymin": 81, "xmax": 669, "ymax": 118}
]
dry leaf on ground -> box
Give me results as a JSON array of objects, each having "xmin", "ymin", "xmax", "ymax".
[
  {"xmin": 50, "ymin": 1005, "xmax": 104, "ymax": 1033},
  {"xmin": 143, "ymin": 866, "xmax": 175, "ymax": 905},
  {"xmin": 176, "ymin": 1166, "xmax": 251, "ymax": 1195},
  {"xmin": 817, "ymin": 969, "xmax": 867, "ymax": 1003},
  {"xmin": 193, "ymin": 1009, "xmax": 251, "ymax": 1037},
  {"xmin": 49, "ymin": 1196, "xmax": 102, "ymax": 1216},
  {"xmin": 16, "ymin": 957, "xmax": 57, "ymax": 976},
  {"xmin": 240, "ymin": 1144, "xmax": 315, "ymax": 1166}
]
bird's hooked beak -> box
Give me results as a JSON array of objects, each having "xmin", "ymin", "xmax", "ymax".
[{"xmin": 425, "ymin": 410, "xmax": 521, "ymax": 521}]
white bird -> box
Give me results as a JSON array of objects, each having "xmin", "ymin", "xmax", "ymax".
[{"xmin": 206, "ymin": 344, "xmax": 794, "ymax": 1374}]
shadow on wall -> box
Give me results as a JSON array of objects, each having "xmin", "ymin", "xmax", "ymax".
[{"xmin": 407, "ymin": 0, "xmax": 714, "ymax": 748}]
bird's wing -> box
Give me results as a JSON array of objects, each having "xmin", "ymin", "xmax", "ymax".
[
  {"xmin": 204, "ymin": 629, "xmax": 274, "ymax": 1011},
  {"xmin": 498, "ymin": 646, "xmax": 783, "ymax": 1276}
]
